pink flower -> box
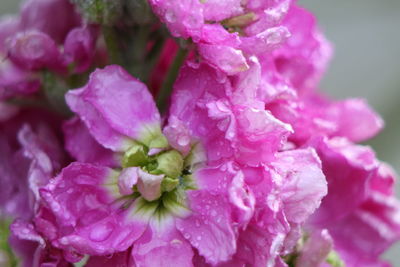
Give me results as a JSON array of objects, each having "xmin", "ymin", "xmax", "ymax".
[
  {"xmin": 0, "ymin": 108, "xmax": 66, "ymax": 267},
  {"xmin": 307, "ymin": 138, "xmax": 400, "ymax": 266},
  {"xmin": 148, "ymin": 0, "xmax": 293, "ymax": 74},
  {"xmin": 33, "ymin": 64, "xmax": 327, "ymax": 266},
  {"xmin": 0, "ymin": 0, "xmax": 97, "ymax": 99}
]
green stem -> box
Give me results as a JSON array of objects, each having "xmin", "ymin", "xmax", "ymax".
[
  {"xmin": 143, "ymin": 36, "xmax": 166, "ymax": 83},
  {"xmin": 156, "ymin": 47, "xmax": 188, "ymax": 113},
  {"xmin": 129, "ymin": 25, "xmax": 151, "ymax": 80},
  {"xmin": 102, "ymin": 26, "xmax": 122, "ymax": 65},
  {"xmin": 0, "ymin": 219, "xmax": 18, "ymax": 267}
]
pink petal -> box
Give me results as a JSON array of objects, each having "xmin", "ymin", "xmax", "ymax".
[
  {"xmin": 327, "ymin": 98, "xmax": 384, "ymax": 142},
  {"xmin": 118, "ymin": 167, "xmax": 139, "ymax": 196},
  {"xmin": 309, "ymin": 137, "xmax": 379, "ymax": 227},
  {"xmin": 63, "ymin": 117, "xmax": 119, "ymax": 167},
  {"xmin": 198, "ymin": 44, "xmax": 249, "ymax": 75},
  {"xmin": 39, "ymin": 162, "xmax": 148, "ymax": 255},
  {"xmin": 63, "ymin": 26, "xmax": 98, "ymax": 73},
  {"xmin": 66, "ymin": 65, "xmax": 162, "ymax": 151},
  {"xmin": 272, "ymin": 148, "xmax": 327, "ymax": 224},
  {"xmin": 202, "ymin": 0, "xmax": 243, "ymax": 21},
  {"xmin": 176, "ymin": 190, "xmax": 236, "ymax": 265},
  {"xmin": 296, "ymin": 229, "xmax": 333, "ymax": 267},
  {"xmin": 132, "ymin": 224, "xmax": 194, "ymax": 267}
]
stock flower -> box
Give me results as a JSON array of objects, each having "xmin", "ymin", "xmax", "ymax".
[
  {"xmin": 0, "ymin": 108, "xmax": 66, "ymax": 267},
  {"xmin": 33, "ymin": 64, "xmax": 327, "ymax": 266},
  {"xmin": 148, "ymin": 0, "xmax": 293, "ymax": 75},
  {"xmin": 1, "ymin": 0, "xmax": 399, "ymax": 266},
  {"xmin": 307, "ymin": 138, "xmax": 400, "ymax": 267},
  {"xmin": 0, "ymin": 0, "xmax": 97, "ymax": 100}
]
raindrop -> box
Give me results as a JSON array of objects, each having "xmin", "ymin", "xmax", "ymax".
[{"xmin": 89, "ymin": 223, "xmax": 114, "ymax": 242}]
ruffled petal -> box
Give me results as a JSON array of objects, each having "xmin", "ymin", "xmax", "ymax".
[
  {"xmin": 296, "ymin": 229, "xmax": 333, "ymax": 267},
  {"xmin": 39, "ymin": 163, "xmax": 148, "ymax": 256},
  {"xmin": 176, "ymin": 190, "xmax": 236, "ymax": 265},
  {"xmin": 309, "ymin": 137, "xmax": 379, "ymax": 226},
  {"xmin": 132, "ymin": 223, "xmax": 194, "ymax": 267},
  {"xmin": 272, "ymin": 148, "xmax": 327, "ymax": 224}
]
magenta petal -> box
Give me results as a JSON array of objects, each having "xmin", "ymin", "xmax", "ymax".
[
  {"xmin": 66, "ymin": 65, "xmax": 162, "ymax": 151},
  {"xmin": 118, "ymin": 167, "xmax": 139, "ymax": 196},
  {"xmin": 235, "ymin": 107, "xmax": 292, "ymax": 166},
  {"xmin": 273, "ymin": 148, "xmax": 327, "ymax": 224},
  {"xmin": 64, "ymin": 26, "xmax": 98, "ymax": 73},
  {"xmin": 20, "ymin": 0, "xmax": 81, "ymax": 44},
  {"xmin": 229, "ymin": 171, "xmax": 255, "ymax": 227},
  {"xmin": 163, "ymin": 115, "xmax": 192, "ymax": 156},
  {"xmin": 241, "ymin": 26, "xmax": 291, "ymax": 55},
  {"xmin": 309, "ymin": 137, "xmax": 379, "ymax": 227},
  {"xmin": 0, "ymin": 61, "xmax": 41, "ymax": 99},
  {"xmin": 132, "ymin": 224, "xmax": 194, "ymax": 267},
  {"xmin": 230, "ymin": 209, "xmax": 289, "ymax": 267},
  {"xmin": 296, "ymin": 229, "xmax": 333, "ymax": 267},
  {"xmin": 8, "ymin": 31, "xmax": 65, "ymax": 72},
  {"xmin": 85, "ymin": 251, "xmax": 132, "ymax": 267},
  {"xmin": 325, "ymin": 164, "xmax": 400, "ymax": 265},
  {"xmin": 63, "ymin": 117, "xmax": 119, "ymax": 167},
  {"xmin": 11, "ymin": 219, "xmax": 45, "ymax": 247},
  {"xmin": 328, "ymin": 98, "xmax": 384, "ymax": 142},
  {"xmin": 39, "ymin": 162, "xmax": 147, "ymax": 255},
  {"xmin": 176, "ymin": 190, "xmax": 236, "ymax": 265},
  {"xmin": 18, "ymin": 124, "xmax": 61, "ymax": 202},
  {"xmin": 148, "ymin": 0, "xmax": 204, "ymax": 39},
  {"xmin": 198, "ymin": 44, "xmax": 249, "ymax": 75},
  {"xmin": 202, "ymin": 0, "xmax": 243, "ymax": 21}
]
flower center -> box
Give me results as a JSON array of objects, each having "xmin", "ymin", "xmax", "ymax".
[{"xmin": 118, "ymin": 140, "xmax": 199, "ymax": 220}]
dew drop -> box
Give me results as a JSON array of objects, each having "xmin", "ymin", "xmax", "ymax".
[
  {"xmin": 177, "ymin": 135, "xmax": 190, "ymax": 146},
  {"xmin": 89, "ymin": 223, "xmax": 114, "ymax": 242}
]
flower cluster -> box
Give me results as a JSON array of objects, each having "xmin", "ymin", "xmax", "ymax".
[{"xmin": 0, "ymin": 0, "xmax": 399, "ymax": 267}]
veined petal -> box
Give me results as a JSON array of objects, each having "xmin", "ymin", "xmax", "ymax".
[
  {"xmin": 272, "ymin": 148, "xmax": 327, "ymax": 224},
  {"xmin": 132, "ymin": 224, "xmax": 194, "ymax": 267},
  {"xmin": 66, "ymin": 65, "xmax": 163, "ymax": 151},
  {"xmin": 309, "ymin": 137, "xmax": 379, "ymax": 227},
  {"xmin": 176, "ymin": 190, "xmax": 236, "ymax": 265},
  {"xmin": 39, "ymin": 163, "xmax": 147, "ymax": 255}
]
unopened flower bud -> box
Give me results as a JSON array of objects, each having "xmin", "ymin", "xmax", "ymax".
[
  {"xmin": 122, "ymin": 143, "xmax": 149, "ymax": 168},
  {"xmin": 71, "ymin": 0, "xmax": 123, "ymax": 25},
  {"xmin": 8, "ymin": 31, "xmax": 63, "ymax": 71},
  {"xmin": 157, "ymin": 150, "xmax": 183, "ymax": 178}
]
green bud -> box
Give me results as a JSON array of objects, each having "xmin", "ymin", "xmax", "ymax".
[
  {"xmin": 71, "ymin": 0, "xmax": 123, "ymax": 25},
  {"xmin": 326, "ymin": 250, "xmax": 344, "ymax": 267},
  {"xmin": 157, "ymin": 150, "xmax": 184, "ymax": 178},
  {"xmin": 148, "ymin": 134, "xmax": 169, "ymax": 150},
  {"xmin": 122, "ymin": 143, "xmax": 149, "ymax": 168},
  {"xmin": 184, "ymin": 143, "xmax": 206, "ymax": 167},
  {"xmin": 161, "ymin": 177, "xmax": 179, "ymax": 192},
  {"xmin": 41, "ymin": 71, "xmax": 72, "ymax": 116},
  {"xmin": 125, "ymin": 0, "xmax": 155, "ymax": 25},
  {"xmin": 222, "ymin": 12, "xmax": 257, "ymax": 28}
]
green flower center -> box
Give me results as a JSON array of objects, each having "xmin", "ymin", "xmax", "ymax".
[{"xmin": 120, "ymin": 139, "xmax": 200, "ymax": 221}]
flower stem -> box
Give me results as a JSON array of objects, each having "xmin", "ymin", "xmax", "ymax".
[
  {"xmin": 102, "ymin": 25, "xmax": 121, "ymax": 65},
  {"xmin": 156, "ymin": 47, "xmax": 188, "ymax": 114}
]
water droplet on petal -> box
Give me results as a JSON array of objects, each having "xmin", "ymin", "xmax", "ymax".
[{"xmin": 89, "ymin": 223, "xmax": 114, "ymax": 242}]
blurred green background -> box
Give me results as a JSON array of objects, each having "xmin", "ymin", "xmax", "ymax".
[{"xmin": 1, "ymin": 0, "xmax": 400, "ymax": 264}]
